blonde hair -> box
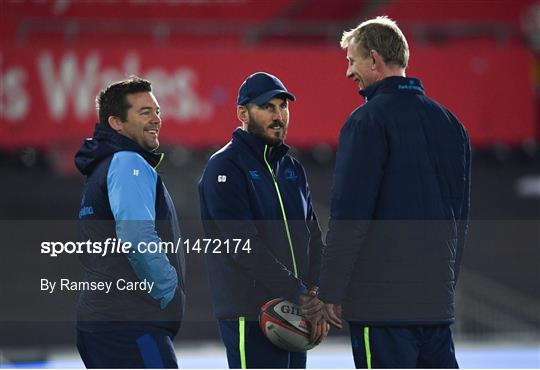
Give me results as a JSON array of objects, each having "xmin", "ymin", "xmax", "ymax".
[{"xmin": 341, "ymin": 16, "xmax": 409, "ymax": 68}]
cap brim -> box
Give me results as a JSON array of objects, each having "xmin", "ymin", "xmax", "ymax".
[{"xmin": 249, "ymin": 90, "xmax": 296, "ymax": 105}]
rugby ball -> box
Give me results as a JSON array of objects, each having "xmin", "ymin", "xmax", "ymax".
[{"xmin": 259, "ymin": 297, "xmax": 316, "ymax": 352}]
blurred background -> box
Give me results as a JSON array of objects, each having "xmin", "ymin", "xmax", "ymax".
[{"xmin": 1, "ymin": 0, "xmax": 539, "ymax": 368}]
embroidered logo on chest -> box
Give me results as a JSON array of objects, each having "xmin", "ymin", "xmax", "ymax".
[
  {"xmin": 249, "ymin": 170, "xmax": 261, "ymax": 180},
  {"xmin": 285, "ymin": 168, "xmax": 298, "ymax": 181}
]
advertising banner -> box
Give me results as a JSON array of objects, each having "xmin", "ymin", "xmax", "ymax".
[{"xmin": 1, "ymin": 44, "xmax": 536, "ymax": 149}]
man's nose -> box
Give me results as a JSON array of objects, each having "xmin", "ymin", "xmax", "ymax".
[
  {"xmin": 152, "ymin": 111, "xmax": 161, "ymax": 123},
  {"xmin": 346, "ymin": 66, "xmax": 353, "ymax": 79},
  {"xmin": 273, "ymin": 109, "xmax": 284, "ymax": 122}
]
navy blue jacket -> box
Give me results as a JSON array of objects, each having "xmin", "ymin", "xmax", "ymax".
[
  {"xmin": 74, "ymin": 123, "xmax": 185, "ymax": 332},
  {"xmin": 319, "ymin": 77, "xmax": 471, "ymax": 324},
  {"xmin": 198, "ymin": 128, "xmax": 324, "ymax": 320}
]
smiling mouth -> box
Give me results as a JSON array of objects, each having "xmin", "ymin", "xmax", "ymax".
[
  {"xmin": 269, "ymin": 123, "xmax": 283, "ymax": 130},
  {"xmin": 146, "ymin": 129, "xmax": 159, "ymax": 136}
]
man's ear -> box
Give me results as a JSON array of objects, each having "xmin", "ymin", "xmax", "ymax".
[
  {"xmin": 237, "ymin": 105, "xmax": 248, "ymax": 126},
  {"xmin": 370, "ymin": 50, "xmax": 383, "ymax": 70},
  {"xmin": 108, "ymin": 116, "xmax": 123, "ymax": 132}
]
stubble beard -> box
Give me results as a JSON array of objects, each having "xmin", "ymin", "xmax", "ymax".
[{"xmin": 246, "ymin": 114, "xmax": 286, "ymax": 147}]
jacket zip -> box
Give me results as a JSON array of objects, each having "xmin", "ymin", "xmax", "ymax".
[{"xmin": 263, "ymin": 145, "xmax": 298, "ymax": 278}]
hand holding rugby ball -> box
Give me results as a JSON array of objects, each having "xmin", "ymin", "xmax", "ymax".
[{"xmin": 259, "ymin": 298, "xmax": 317, "ymax": 352}]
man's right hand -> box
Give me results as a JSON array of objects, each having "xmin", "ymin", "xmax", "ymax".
[
  {"xmin": 299, "ymin": 286, "xmax": 330, "ymax": 344},
  {"xmin": 310, "ymin": 319, "xmax": 330, "ymax": 346},
  {"xmin": 324, "ymin": 303, "xmax": 343, "ymax": 329}
]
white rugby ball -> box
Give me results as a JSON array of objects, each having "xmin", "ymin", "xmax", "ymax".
[{"xmin": 259, "ymin": 297, "xmax": 316, "ymax": 352}]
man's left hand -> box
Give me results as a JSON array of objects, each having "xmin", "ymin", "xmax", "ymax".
[{"xmin": 299, "ymin": 287, "xmax": 324, "ymax": 321}]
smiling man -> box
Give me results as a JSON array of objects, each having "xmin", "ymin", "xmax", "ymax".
[
  {"xmin": 74, "ymin": 76, "xmax": 185, "ymax": 368},
  {"xmin": 198, "ymin": 72, "xmax": 326, "ymax": 368},
  {"xmin": 315, "ymin": 17, "xmax": 471, "ymax": 369}
]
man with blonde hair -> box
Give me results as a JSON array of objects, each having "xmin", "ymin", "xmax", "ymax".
[{"xmin": 309, "ymin": 16, "xmax": 471, "ymax": 368}]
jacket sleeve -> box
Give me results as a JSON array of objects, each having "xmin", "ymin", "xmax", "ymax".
[
  {"xmin": 306, "ymin": 210, "xmax": 324, "ymax": 288},
  {"xmin": 319, "ymin": 114, "xmax": 388, "ymax": 304},
  {"xmin": 455, "ymin": 131, "xmax": 471, "ymax": 286},
  {"xmin": 299, "ymin": 164, "xmax": 324, "ymax": 288},
  {"xmin": 199, "ymin": 156, "xmax": 306, "ymax": 303},
  {"xmin": 107, "ymin": 151, "xmax": 177, "ymax": 309}
]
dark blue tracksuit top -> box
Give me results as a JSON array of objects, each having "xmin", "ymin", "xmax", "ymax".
[
  {"xmin": 319, "ymin": 77, "xmax": 471, "ymax": 325},
  {"xmin": 74, "ymin": 123, "xmax": 185, "ymax": 333},
  {"xmin": 198, "ymin": 128, "xmax": 324, "ymax": 320}
]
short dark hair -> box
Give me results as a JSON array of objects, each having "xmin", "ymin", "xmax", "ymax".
[{"xmin": 96, "ymin": 76, "xmax": 152, "ymax": 125}]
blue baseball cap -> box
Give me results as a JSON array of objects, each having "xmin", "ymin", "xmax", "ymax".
[{"xmin": 237, "ymin": 72, "xmax": 296, "ymax": 106}]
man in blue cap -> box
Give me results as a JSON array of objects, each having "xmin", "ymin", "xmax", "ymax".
[{"xmin": 198, "ymin": 72, "xmax": 327, "ymax": 368}]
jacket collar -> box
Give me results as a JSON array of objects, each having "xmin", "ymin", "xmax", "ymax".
[
  {"xmin": 232, "ymin": 127, "xmax": 289, "ymax": 166},
  {"xmin": 360, "ymin": 76, "xmax": 425, "ymax": 102},
  {"xmin": 74, "ymin": 122, "xmax": 163, "ymax": 175}
]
